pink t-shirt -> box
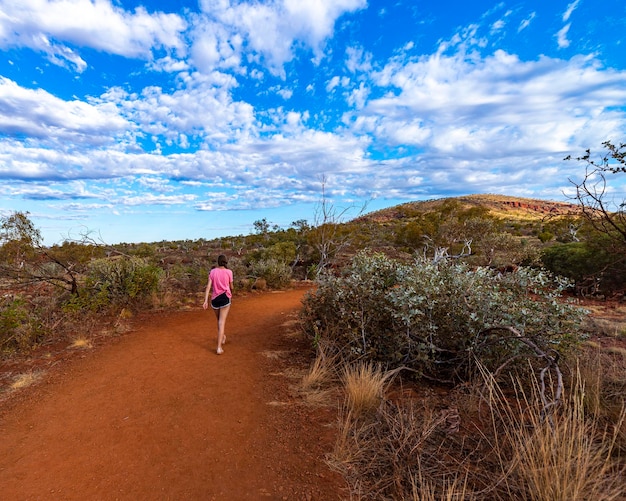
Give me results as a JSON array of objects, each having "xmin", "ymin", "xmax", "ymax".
[{"xmin": 209, "ymin": 267, "xmax": 233, "ymax": 299}]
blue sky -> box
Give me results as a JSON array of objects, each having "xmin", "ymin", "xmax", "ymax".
[{"xmin": 1, "ymin": 0, "xmax": 625, "ymax": 245}]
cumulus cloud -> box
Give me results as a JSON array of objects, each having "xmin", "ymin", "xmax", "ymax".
[
  {"xmin": 192, "ymin": 0, "xmax": 367, "ymax": 76},
  {"xmin": 0, "ymin": 77, "xmax": 129, "ymax": 144},
  {"xmin": 366, "ymin": 50, "xmax": 626, "ymax": 151},
  {"xmin": 0, "ymin": 0, "xmax": 187, "ymax": 70}
]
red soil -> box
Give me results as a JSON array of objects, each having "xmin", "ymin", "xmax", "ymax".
[{"xmin": 0, "ymin": 288, "xmax": 345, "ymax": 500}]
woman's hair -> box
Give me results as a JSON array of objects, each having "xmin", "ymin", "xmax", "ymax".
[{"xmin": 217, "ymin": 254, "xmax": 228, "ymax": 267}]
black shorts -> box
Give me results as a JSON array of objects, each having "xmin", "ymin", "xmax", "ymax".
[{"xmin": 211, "ymin": 292, "xmax": 231, "ymax": 309}]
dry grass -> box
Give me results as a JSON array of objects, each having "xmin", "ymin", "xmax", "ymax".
[
  {"xmin": 298, "ymin": 342, "xmax": 338, "ymax": 406},
  {"xmin": 341, "ymin": 362, "xmax": 397, "ymax": 418},
  {"xmin": 328, "ymin": 359, "xmax": 626, "ymax": 501},
  {"xmin": 10, "ymin": 370, "xmax": 44, "ymax": 390},
  {"xmin": 329, "ymin": 396, "xmax": 478, "ymax": 500},
  {"xmin": 301, "ymin": 344, "xmax": 336, "ymax": 391},
  {"xmin": 482, "ymin": 365, "xmax": 626, "ymax": 501},
  {"xmin": 409, "ymin": 473, "xmax": 477, "ymax": 501},
  {"xmin": 583, "ymin": 303, "xmax": 626, "ymax": 338},
  {"xmin": 576, "ymin": 342, "xmax": 626, "ymax": 453},
  {"xmin": 69, "ymin": 336, "xmax": 93, "ymax": 349}
]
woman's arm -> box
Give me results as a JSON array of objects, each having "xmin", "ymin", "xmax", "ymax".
[{"xmin": 203, "ymin": 276, "xmax": 213, "ymax": 310}]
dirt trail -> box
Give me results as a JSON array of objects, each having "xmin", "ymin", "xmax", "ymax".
[{"xmin": 0, "ymin": 288, "xmax": 344, "ymax": 500}]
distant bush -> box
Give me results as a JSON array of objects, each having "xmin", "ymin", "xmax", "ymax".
[
  {"xmin": 0, "ymin": 295, "xmax": 47, "ymax": 353},
  {"xmin": 542, "ymin": 239, "xmax": 626, "ymax": 296},
  {"xmin": 249, "ymin": 258, "xmax": 292, "ymax": 289},
  {"xmin": 301, "ymin": 251, "xmax": 586, "ymax": 382},
  {"xmin": 75, "ymin": 257, "xmax": 163, "ymax": 311}
]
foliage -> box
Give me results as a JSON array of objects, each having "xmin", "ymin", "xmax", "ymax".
[
  {"xmin": 249, "ymin": 258, "xmax": 292, "ymax": 289},
  {"xmin": 162, "ymin": 262, "xmax": 206, "ymax": 295},
  {"xmin": 566, "ymin": 141, "xmax": 626, "ymax": 247},
  {"xmin": 542, "ymin": 241, "xmax": 608, "ymax": 294},
  {"xmin": 542, "ymin": 233, "xmax": 626, "ymax": 296},
  {"xmin": 561, "ymin": 141, "xmax": 626, "ymax": 294},
  {"xmin": 0, "ymin": 211, "xmax": 41, "ymax": 265},
  {"xmin": 0, "ymin": 295, "xmax": 47, "ymax": 353},
  {"xmin": 75, "ymin": 257, "xmax": 163, "ymax": 310},
  {"xmin": 301, "ymin": 251, "xmax": 586, "ymax": 382}
]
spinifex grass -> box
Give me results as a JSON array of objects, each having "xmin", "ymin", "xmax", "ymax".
[
  {"xmin": 341, "ymin": 361, "xmax": 396, "ymax": 419},
  {"xmin": 484, "ymin": 366, "xmax": 626, "ymax": 501}
]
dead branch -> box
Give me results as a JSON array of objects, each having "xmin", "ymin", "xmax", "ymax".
[{"xmin": 479, "ymin": 326, "xmax": 563, "ymax": 423}]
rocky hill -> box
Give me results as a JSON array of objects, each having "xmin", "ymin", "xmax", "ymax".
[{"xmin": 356, "ymin": 194, "xmax": 581, "ymax": 224}]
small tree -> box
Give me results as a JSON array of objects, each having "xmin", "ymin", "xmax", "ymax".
[
  {"xmin": 565, "ymin": 141, "xmax": 626, "ymax": 294},
  {"xmin": 309, "ymin": 176, "xmax": 360, "ymax": 275},
  {"xmin": 565, "ymin": 141, "xmax": 626, "ymax": 245},
  {"xmin": 0, "ymin": 211, "xmax": 41, "ymax": 269},
  {"xmin": 1, "ymin": 212, "xmax": 108, "ymax": 296}
]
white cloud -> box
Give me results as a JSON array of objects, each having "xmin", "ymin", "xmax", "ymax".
[
  {"xmin": 0, "ymin": 77, "xmax": 129, "ymax": 143},
  {"xmin": 193, "ymin": 0, "xmax": 367, "ymax": 76},
  {"xmin": 121, "ymin": 193, "xmax": 197, "ymax": 206},
  {"xmin": 326, "ymin": 75, "xmax": 341, "ymax": 92},
  {"xmin": 277, "ymin": 88, "xmax": 293, "ymax": 100},
  {"xmin": 556, "ymin": 24, "xmax": 571, "ymax": 49},
  {"xmin": 99, "ymin": 72, "xmax": 255, "ymax": 147},
  {"xmin": 358, "ymin": 48, "xmax": 626, "ymax": 184},
  {"xmin": 490, "ymin": 20, "xmax": 506, "ymax": 35},
  {"xmin": 518, "ymin": 12, "xmax": 535, "ymax": 32},
  {"xmin": 0, "ymin": 0, "xmax": 187, "ymax": 70},
  {"xmin": 563, "ymin": 0, "xmax": 581, "ymax": 22}
]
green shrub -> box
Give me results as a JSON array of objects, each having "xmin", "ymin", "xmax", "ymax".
[
  {"xmin": 301, "ymin": 251, "xmax": 586, "ymax": 382},
  {"xmin": 249, "ymin": 258, "xmax": 292, "ymax": 289},
  {"xmin": 164, "ymin": 262, "xmax": 206, "ymax": 294},
  {"xmin": 538, "ymin": 231, "xmax": 554, "ymax": 243},
  {"xmin": 0, "ymin": 295, "xmax": 46, "ymax": 353},
  {"xmin": 541, "ymin": 241, "xmax": 622, "ymax": 295},
  {"xmin": 79, "ymin": 257, "xmax": 163, "ymax": 310}
]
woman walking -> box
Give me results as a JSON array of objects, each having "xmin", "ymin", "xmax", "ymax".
[{"xmin": 203, "ymin": 255, "xmax": 234, "ymax": 355}]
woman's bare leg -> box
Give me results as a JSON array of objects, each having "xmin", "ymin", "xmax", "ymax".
[{"xmin": 214, "ymin": 305, "xmax": 230, "ymax": 353}]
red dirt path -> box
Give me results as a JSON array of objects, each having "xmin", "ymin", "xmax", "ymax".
[{"xmin": 0, "ymin": 288, "xmax": 345, "ymax": 500}]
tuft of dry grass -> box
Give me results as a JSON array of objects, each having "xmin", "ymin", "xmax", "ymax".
[
  {"xmin": 69, "ymin": 337, "xmax": 93, "ymax": 349},
  {"xmin": 509, "ymin": 410, "xmax": 625, "ymax": 501},
  {"xmin": 410, "ymin": 472, "xmax": 477, "ymax": 501},
  {"xmin": 329, "ymin": 396, "xmax": 477, "ymax": 500},
  {"xmin": 10, "ymin": 370, "xmax": 44, "ymax": 390},
  {"xmin": 576, "ymin": 342, "xmax": 626, "ymax": 454},
  {"xmin": 341, "ymin": 362, "xmax": 397, "ymax": 419},
  {"xmin": 605, "ymin": 346, "xmax": 626, "ymax": 358},
  {"xmin": 299, "ymin": 347, "xmax": 337, "ymax": 407},
  {"xmin": 301, "ymin": 344, "xmax": 336, "ymax": 391}
]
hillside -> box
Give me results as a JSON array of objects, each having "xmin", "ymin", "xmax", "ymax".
[{"xmin": 355, "ymin": 194, "xmax": 582, "ymax": 225}]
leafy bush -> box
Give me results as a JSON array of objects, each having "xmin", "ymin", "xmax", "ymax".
[
  {"xmin": 249, "ymin": 258, "xmax": 292, "ymax": 289},
  {"xmin": 0, "ymin": 295, "xmax": 46, "ymax": 353},
  {"xmin": 301, "ymin": 251, "xmax": 586, "ymax": 381},
  {"xmin": 77, "ymin": 257, "xmax": 163, "ymax": 310},
  {"xmin": 542, "ymin": 237, "xmax": 626, "ymax": 296},
  {"xmin": 163, "ymin": 262, "xmax": 206, "ymax": 295}
]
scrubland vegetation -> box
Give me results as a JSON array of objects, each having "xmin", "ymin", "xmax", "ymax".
[
  {"xmin": 302, "ymin": 252, "xmax": 626, "ymax": 499},
  {"xmin": 2, "ymin": 141, "xmax": 626, "ymax": 499}
]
